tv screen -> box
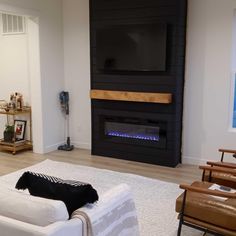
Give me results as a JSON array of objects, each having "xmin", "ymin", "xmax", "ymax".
[{"xmin": 96, "ymin": 23, "xmax": 167, "ymax": 72}]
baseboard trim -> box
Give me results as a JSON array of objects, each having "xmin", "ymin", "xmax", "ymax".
[
  {"xmin": 182, "ymin": 156, "xmax": 208, "ymax": 165},
  {"xmin": 44, "ymin": 142, "xmax": 64, "ymax": 153},
  {"xmin": 42, "ymin": 141, "xmax": 91, "ymax": 154},
  {"xmin": 72, "ymin": 141, "xmax": 91, "ymax": 150}
]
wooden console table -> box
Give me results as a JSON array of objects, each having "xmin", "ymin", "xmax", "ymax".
[{"xmin": 0, "ymin": 107, "xmax": 33, "ymax": 154}]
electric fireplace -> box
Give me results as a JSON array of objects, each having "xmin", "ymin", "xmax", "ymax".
[
  {"xmin": 91, "ymin": 100, "xmax": 179, "ymax": 167},
  {"xmin": 104, "ymin": 117, "xmax": 166, "ymax": 148}
]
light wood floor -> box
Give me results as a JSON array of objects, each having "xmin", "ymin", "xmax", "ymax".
[{"xmin": 0, "ymin": 148, "xmax": 202, "ymax": 184}]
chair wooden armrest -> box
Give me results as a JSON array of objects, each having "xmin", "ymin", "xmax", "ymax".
[
  {"xmin": 218, "ymin": 148, "xmax": 236, "ymax": 162},
  {"xmin": 206, "ymin": 161, "xmax": 236, "ymax": 169},
  {"xmin": 179, "ymin": 184, "xmax": 236, "ymax": 199},
  {"xmin": 219, "ymin": 148, "xmax": 236, "ymax": 154},
  {"xmin": 199, "ymin": 165, "xmax": 236, "ymax": 175}
]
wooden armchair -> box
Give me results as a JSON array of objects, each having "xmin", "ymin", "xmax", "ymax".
[
  {"xmin": 176, "ymin": 181, "xmax": 236, "ymax": 236},
  {"xmin": 218, "ymin": 148, "xmax": 236, "ymax": 163},
  {"xmin": 200, "ymin": 148, "xmax": 236, "ymax": 188}
]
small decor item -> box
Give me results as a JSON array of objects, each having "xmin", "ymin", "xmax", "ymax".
[
  {"xmin": 16, "ymin": 93, "xmax": 23, "ymax": 110},
  {"xmin": 0, "ymin": 100, "xmax": 8, "ymax": 111},
  {"xmin": 14, "ymin": 120, "xmax": 26, "ymax": 141},
  {"xmin": 10, "ymin": 93, "xmax": 16, "ymax": 110},
  {"xmin": 10, "ymin": 92, "xmax": 23, "ymax": 110},
  {"xmin": 3, "ymin": 124, "xmax": 14, "ymax": 142}
]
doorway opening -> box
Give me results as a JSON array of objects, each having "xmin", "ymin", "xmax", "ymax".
[{"xmin": 0, "ymin": 4, "xmax": 43, "ymax": 153}]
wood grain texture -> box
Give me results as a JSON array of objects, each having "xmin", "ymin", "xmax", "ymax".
[
  {"xmin": 218, "ymin": 148, "xmax": 236, "ymax": 154},
  {"xmin": 0, "ymin": 107, "xmax": 31, "ymax": 115},
  {"xmin": 180, "ymin": 184, "xmax": 236, "ymax": 199},
  {"xmin": 90, "ymin": 90, "xmax": 172, "ymax": 104},
  {"xmin": 0, "ymin": 148, "xmax": 201, "ymax": 185}
]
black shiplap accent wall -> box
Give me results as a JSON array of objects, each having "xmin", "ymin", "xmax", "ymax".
[{"xmin": 90, "ymin": 0, "xmax": 187, "ymax": 167}]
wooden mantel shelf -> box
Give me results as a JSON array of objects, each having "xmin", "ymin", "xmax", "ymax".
[{"xmin": 90, "ymin": 90, "xmax": 172, "ymax": 104}]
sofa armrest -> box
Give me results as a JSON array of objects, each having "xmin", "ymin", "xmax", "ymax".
[
  {"xmin": 73, "ymin": 184, "xmax": 133, "ymax": 219},
  {"xmin": 72, "ymin": 184, "xmax": 139, "ymax": 236}
]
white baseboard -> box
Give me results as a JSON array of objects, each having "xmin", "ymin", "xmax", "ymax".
[
  {"xmin": 40, "ymin": 141, "xmax": 91, "ymax": 154},
  {"xmin": 43, "ymin": 141, "xmax": 91, "ymax": 153},
  {"xmin": 44, "ymin": 141, "xmax": 64, "ymax": 153},
  {"xmin": 72, "ymin": 141, "xmax": 91, "ymax": 150},
  {"xmin": 182, "ymin": 155, "xmax": 208, "ymax": 165}
]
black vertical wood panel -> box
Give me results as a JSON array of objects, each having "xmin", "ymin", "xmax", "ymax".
[{"xmin": 90, "ymin": 0, "xmax": 187, "ymax": 166}]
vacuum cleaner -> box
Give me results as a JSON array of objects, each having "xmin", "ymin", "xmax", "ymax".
[{"xmin": 58, "ymin": 91, "xmax": 74, "ymax": 151}]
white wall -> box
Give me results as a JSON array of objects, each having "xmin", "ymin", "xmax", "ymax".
[
  {"xmin": 1, "ymin": 0, "xmax": 234, "ymax": 163},
  {"xmin": 62, "ymin": 0, "xmax": 236, "ymax": 164},
  {"xmin": 183, "ymin": 0, "xmax": 236, "ymax": 164},
  {"xmin": 0, "ymin": 0, "xmax": 65, "ymax": 153},
  {"xmin": 0, "ymin": 16, "xmax": 30, "ymax": 136},
  {"xmin": 0, "ymin": 30, "xmax": 30, "ymax": 103},
  {"xmin": 63, "ymin": 0, "xmax": 91, "ymax": 149}
]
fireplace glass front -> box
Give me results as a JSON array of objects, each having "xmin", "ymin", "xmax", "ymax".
[
  {"xmin": 103, "ymin": 117, "xmax": 166, "ymax": 148},
  {"xmin": 105, "ymin": 122, "xmax": 159, "ymax": 141}
]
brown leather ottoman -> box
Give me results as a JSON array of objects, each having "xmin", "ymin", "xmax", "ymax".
[{"xmin": 176, "ymin": 181, "xmax": 236, "ymax": 236}]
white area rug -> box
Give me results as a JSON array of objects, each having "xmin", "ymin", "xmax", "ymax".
[{"xmin": 0, "ymin": 160, "xmax": 203, "ymax": 236}]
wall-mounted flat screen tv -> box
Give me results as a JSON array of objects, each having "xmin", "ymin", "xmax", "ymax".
[{"xmin": 96, "ymin": 23, "xmax": 167, "ymax": 72}]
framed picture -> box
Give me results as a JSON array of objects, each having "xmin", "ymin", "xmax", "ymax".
[{"xmin": 14, "ymin": 120, "xmax": 27, "ymax": 141}]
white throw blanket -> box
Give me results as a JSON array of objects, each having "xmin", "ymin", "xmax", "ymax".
[{"xmin": 71, "ymin": 184, "xmax": 140, "ymax": 236}]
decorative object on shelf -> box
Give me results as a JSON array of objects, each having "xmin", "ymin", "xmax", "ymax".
[
  {"xmin": 0, "ymin": 108, "xmax": 32, "ymax": 154},
  {"xmin": 0, "ymin": 92, "xmax": 25, "ymax": 113},
  {"xmin": 0, "ymin": 100, "xmax": 8, "ymax": 112},
  {"xmin": 16, "ymin": 93, "xmax": 23, "ymax": 110},
  {"xmin": 14, "ymin": 120, "xmax": 27, "ymax": 141},
  {"xmin": 10, "ymin": 93, "xmax": 16, "ymax": 110},
  {"xmin": 10, "ymin": 92, "xmax": 23, "ymax": 111},
  {"xmin": 3, "ymin": 124, "xmax": 14, "ymax": 142}
]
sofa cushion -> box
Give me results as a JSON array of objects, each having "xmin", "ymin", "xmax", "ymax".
[
  {"xmin": 0, "ymin": 182, "xmax": 69, "ymax": 226},
  {"xmin": 15, "ymin": 171, "xmax": 99, "ymax": 216}
]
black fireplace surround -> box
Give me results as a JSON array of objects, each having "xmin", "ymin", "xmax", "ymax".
[{"xmin": 90, "ymin": 0, "xmax": 187, "ymax": 167}]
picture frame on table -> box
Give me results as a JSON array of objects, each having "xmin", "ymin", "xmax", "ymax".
[{"xmin": 14, "ymin": 120, "xmax": 27, "ymax": 141}]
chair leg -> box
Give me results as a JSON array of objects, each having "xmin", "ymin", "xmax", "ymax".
[
  {"xmin": 220, "ymin": 151, "xmax": 224, "ymax": 162},
  {"xmin": 177, "ymin": 190, "xmax": 187, "ymax": 236},
  {"xmin": 177, "ymin": 218, "xmax": 183, "ymax": 236},
  {"xmin": 201, "ymin": 169, "xmax": 205, "ymax": 181},
  {"xmin": 209, "ymin": 170, "xmax": 212, "ymax": 182}
]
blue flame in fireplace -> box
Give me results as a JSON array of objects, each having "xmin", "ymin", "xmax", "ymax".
[{"xmin": 107, "ymin": 131, "xmax": 159, "ymax": 141}]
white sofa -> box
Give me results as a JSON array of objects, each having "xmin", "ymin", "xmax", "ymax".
[
  {"xmin": 0, "ymin": 160, "xmax": 139, "ymax": 236},
  {"xmin": 0, "ymin": 182, "xmax": 134, "ymax": 236},
  {"xmin": 0, "ymin": 215, "xmax": 83, "ymax": 236}
]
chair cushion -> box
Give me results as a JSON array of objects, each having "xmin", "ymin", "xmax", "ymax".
[
  {"xmin": 15, "ymin": 171, "xmax": 99, "ymax": 216},
  {"xmin": 203, "ymin": 172, "xmax": 236, "ymax": 189},
  {"xmin": 0, "ymin": 182, "xmax": 69, "ymax": 226},
  {"xmin": 176, "ymin": 181, "xmax": 236, "ymax": 231}
]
